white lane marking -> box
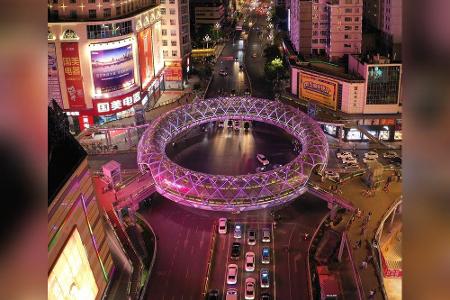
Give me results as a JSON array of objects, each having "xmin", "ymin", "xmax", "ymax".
[
  {"xmin": 222, "ymin": 232, "xmax": 233, "ymax": 300},
  {"xmin": 288, "ymin": 224, "xmax": 297, "ymax": 300}
]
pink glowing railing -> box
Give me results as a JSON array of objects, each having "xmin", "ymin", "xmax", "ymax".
[{"xmin": 137, "ymin": 97, "xmax": 328, "ymax": 211}]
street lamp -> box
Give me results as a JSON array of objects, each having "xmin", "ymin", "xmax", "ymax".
[{"xmin": 203, "ymin": 34, "xmax": 211, "ymax": 49}]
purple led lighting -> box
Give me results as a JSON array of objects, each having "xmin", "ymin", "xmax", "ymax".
[{"xmin": 137, "ymin": 97, "xmax": 329, "ymax": 211}]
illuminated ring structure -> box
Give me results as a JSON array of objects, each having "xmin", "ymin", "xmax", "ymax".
[{"xmin": 137, "ymin": 97, "xmax": 328, "ymax": 211}]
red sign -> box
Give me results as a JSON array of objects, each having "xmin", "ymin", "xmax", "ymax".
[
  {"xmin": 164, "ymin": 61, "xmax": 182, "ymax": 81},
  {"xmin": 137, "ymin": 28, "xmax": 155, "ymax": 90},
  {"xmin": 93, "ymin": 88, "xmax": 141, "ymax": 115},
  {"xmin": 61, "ymin": 42, "xmax": 86, "ymax": 109}
]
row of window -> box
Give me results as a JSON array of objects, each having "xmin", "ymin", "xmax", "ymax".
[
  {"xmin": 86, "ymin": 20, "xmax": 132, "ymax": 39},
  {"xmin": 160, "ymin": 0, "xmax": 176, "ymax": 3},
  {"xmin": 163, "ymin": 50, "xmax": 178, "ymax": 57},
  {"xmin": 162, "ymin": 40, "xmax": 178, "ymax": 46},
  {"xmin": 160, "ymin": 19, "xmax": 177, "ymax": 25},
  {"xmin": 160, "ymin": 8, "xmax": 176, "ymax": 15},
  {"xmin": 161, "ymin": 29, "xmax": 177, "ymax": 36}
]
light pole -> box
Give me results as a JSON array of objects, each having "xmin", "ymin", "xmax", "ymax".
[
  {"xmin": 203, "ymin": 34, "xmax": 211, "ymax": 49},
  {"xmin": 214, "ymin": 22, "xmax": 221, "ymax": 42}
]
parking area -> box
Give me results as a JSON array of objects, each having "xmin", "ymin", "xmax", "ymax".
[{"xmin": 208, "ymin": 220, "xmax": 276, "ymax": 299}]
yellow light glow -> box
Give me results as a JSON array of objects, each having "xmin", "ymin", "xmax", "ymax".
[{"xmin": 48, "ymin": 229, "xmax": 98, "ymax": 300}]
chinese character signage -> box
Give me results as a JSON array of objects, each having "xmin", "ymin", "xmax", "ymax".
[
  {"xmin": 61, "ymin": 42, "xmax": 86, "ymax": 109},
  {"xmin": 94, "ymin": 90, "xmax": 141, "ymax": 115},
  {"xmin": 164, "ymin": 61, "xmax": 182, "ymax": 81},
  {"xmin": 137, "ymin": 28, "xmax": 154, "ymax": 89},
  {"xmin": 300, "ymin": 73, "xmax": 337, "ymax": 110},
  {"xmin": 90, "ymin": 43, "xmax": 135, "ymax": 94},
  {"xmin": 48, "ymin": 43, "xmax": 63, "ymax": 108}
]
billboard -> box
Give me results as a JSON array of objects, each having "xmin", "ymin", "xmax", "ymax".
[
  {"xmin": 61, "ymin": 42, "xmax": 86, "ymax": 109},
  {"xmin": 300, "ymin": 73, "xmax": 337, "ymax": 110},
  {"xmin": 152, "ymin": 22, "xmax": 164, "ymax": 75},
  {"xmin": 164, "ymin": 61, "xmax": 182, "ymax": 81},
  {"xmin": 138, "ymin": 28, "xmax": 154, "ymax": 89},
  {"xmin": 48, "ymin": 43, "xmax": 63, "ymax": 108},
  {"xmin": 90, "ymin": 44, "xmax": 135, "ymax": 94}
]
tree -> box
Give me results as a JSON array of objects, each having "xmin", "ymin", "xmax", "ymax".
[
  {"xmin": 263, "ymin": 45, "xmax": 281, "ymax": 62},
  {"xmin": 264, "ymin": 57, "xmax": 284, "ymax": 81}
]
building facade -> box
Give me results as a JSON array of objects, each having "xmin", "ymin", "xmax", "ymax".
[
  {"xmin": 192, "ymin": 0, "xmax": 225, "ymax": 27},
  {"xmin": 48, "ymin": 0, "xmax": 190, "ymax": 131},
  {"xmin": 289, "ymin": 0, "xmax": 362, "ymax": 60}
]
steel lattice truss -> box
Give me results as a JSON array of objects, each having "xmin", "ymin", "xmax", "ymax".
[{"xmin": 137, "ymin": 97, "xmax": 328, "ymax": 211}]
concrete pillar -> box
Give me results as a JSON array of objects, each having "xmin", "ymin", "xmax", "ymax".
[{"xmin": 337, "ymin": 231, "xmax": 346, "ymax": 262}]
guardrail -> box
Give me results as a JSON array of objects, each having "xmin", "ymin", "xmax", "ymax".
[
  {"xmin": 345, "ymin": 233, "xmax": 365, "ymax": 299},
  {"xmin": 202, "ymin": 223, "xmax": 217, "ymax": 297}
]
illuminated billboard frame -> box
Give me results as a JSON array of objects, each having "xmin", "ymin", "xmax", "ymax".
[
  {"xmin": 300, "ymin": 73, "xmax": 338, "ymax": 110},
  {"xmin": 48, "ymin": 227, "xmax": 98, "ymax": 300}
]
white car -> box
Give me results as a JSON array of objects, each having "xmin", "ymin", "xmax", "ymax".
[
  {"xmin": 218, "ymin": 218, "xmax": 228, "ymax": 234},
  {"xmin": 344, "ymin": 162, "xmax": 359, "ymax": 169},
  {"xmin": 342, "ymin": 156, "xmax": 357, "ymax": 164},
  {"xmin": 245, "ymin": 277, "xmax": 256, "ymax": 299},
  {"xmin": 363, "ymin": 157, "xmax": 378, "ymax": 164},
  {"xmin": 383, "ymin": 151, "xmax": 398, "ymax": 159},
  {"xmin": 226, "ymin": 288, "xmax": 238, "ymax": 300},
  {"xmin": 257, "ymin": 154, "xmax": 269, "ymax": 166},
  {"xmin": 245, "ymin": 252, "xmax": 256, "ymax": 272},
  {"xmin": 218, "ymin": 121, "xmax": 225, "ymax": 128},
  {"xmin": 227, "ymin": 264, "xmax": 238, "ymax": 284},
  {"xmin": 219, "ymin": 70, "xmax": 228, "ymax": 76},
  {"xmin": 336, "ymin": 151, "xmax": 352, "ymax": 159},
  {"xmin": 262, "ymin": 228, "xmax": 271, "ymax": 243},
  {"xmin": 364, "ymin": 151, "xmax": 379, "ymax": 159},
  {"xmin": 233, "ymin": 121, "xmax": 240, "ymax": 131},
  {"xmin": 234, "ymin": 224, "xmax": 242, "ymax": 239},
  {"xmin": 324, "ymin": 170, "xmax": 340, "ymax": 181}
]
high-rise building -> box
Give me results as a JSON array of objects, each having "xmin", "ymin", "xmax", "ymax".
[
  {"xmin": 190, "ymin": 0, "xmax": 225, "ymax": 29},
  {"xmin": 48, "ymin": 0, "xmax": 190, "ymax": 131},
  {"xmin": 289, "ymin": 0, "xmax": 362, "ymax": 60},
  {"xmin": 48, "ymin": 102, "xmax": 115, "ymax": 300}
]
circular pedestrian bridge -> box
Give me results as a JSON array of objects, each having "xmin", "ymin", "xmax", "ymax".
[{"xmin": 137, "ymin": 96, "xmax": 328, "ymax": 211}]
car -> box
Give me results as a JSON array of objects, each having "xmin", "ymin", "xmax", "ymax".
[
  {"xmin": 261, "ymin": 247, "xmax": 270, "ymax": 264},
  {"xmin": 247, "ymin": 229, "xmax": 256, "ymax": 245},
  {"xmin": 219, "ymin": 70, "xmax": 228, "ymax": 76},
  {"xmin": 252, "ymin": 53, "xmax": 257, "ymax": 58},
  {"xmin": 239, "ymin": 64, "xmax": 244, "ymax": 71},
  {"xmin": 262, "ymin": 228, "xmax": 271, "ymax": 243},
  {"xmin": 245, "ymin": 251, "xmax": 256, "ymax": 272},
  {"xmin": 336, "ymin": 151, "xmax": 353, "ymax": 159},
  {"xmin": 231, "ymin": 242, "xmax": 241, "ymax": 260},
  {"xmin": 244, "ymin": 89, "xmax": 251, "ymax": 96},
  {"xmin": 225, "ymin": 288, "xmax": 238, "ymax": 300},
  {"xmin": 244, "ymin": 121, "xmax": 250, "ymax": 130},
  {"xmin": 227, "ymin": 120, "xmax": 233, "ymax": 127},
  {"xmin": 342, "ymin": 156, "xmax": 357, "ymax": 164},
  {"xmin": 324, "ymin": 170, "xmax": 340, "ymax": 181},
  {"xmin": 234, "ymin": 224, "xmax": 242, "ymax": 239},
  {"xmin": 383, "ymin": 151, "xmax": 398, "ymax": 159},
  {"xmin": 364, "ymin": 151, "xmax": 379, "ymax": 159},
  {"xmin": 260, "ymin": 269, "xmax": 270, "ymax": 288},
  {"xmin": 363, "ymin": 157, "xmax": 378, "ymax": 164},
  {"xmin": 389, "ymin": 156, "xmax": 402, "ymax": 165},
  {"xmin": 218, "ymin": 218, "xmax": 227, "ymax": 234},
  {"xmin": 233, "ymin": 121, "xmax": 240, "ymax": 130},
  {"xmin": 230, "ymin": 89, "xmax": 236, "ymax": 97},
  {"xmin": 227, "ymin": 264, "xmax": 238, "ymax": 284},
  {"xmin": 235, "ymin": 56, "xmax": 239, "ymax": 61},
  {"xmin": 261, "ymin": 293, "xmax": 272, "ymax": 300},
  {"xmin": 256, "ymin": 154, "xmax": 269, "ymax": 166},
  {"xmin": 344, "ymin": 162, "xmax": 359, "ymax": 169},
  {"xmin": 245, "ymin": 277, "xmax": 256, "ymax": 300},
  {"xmin": 206, "ymin": 289, "xmax": 219, "ymax": 300},
  {"xmin": 218, "ymin": 121, "xmax": 225, "ymax": 128}
]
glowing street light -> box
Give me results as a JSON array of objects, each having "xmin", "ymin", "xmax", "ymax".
[{"xmin": 204, "ymin": 34, "xmax": 211, "ymax": 48}]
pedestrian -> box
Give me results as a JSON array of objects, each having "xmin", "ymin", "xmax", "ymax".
[{"xmin": 360, "ymin": 260, "xmax": 368, "ymax": 269}]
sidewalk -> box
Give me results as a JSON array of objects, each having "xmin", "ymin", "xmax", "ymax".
[{"xmin": 314, "ymin": 171, "xmax": 402, "ymax": 299}]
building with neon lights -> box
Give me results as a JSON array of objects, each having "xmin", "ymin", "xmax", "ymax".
[
  {"xmin": 48, "ymin": 0, "xmax": 190, "ymax": 131},
  {"xmin": 48, "ymin": 102, "xmax": 114, "ymax": 300}
]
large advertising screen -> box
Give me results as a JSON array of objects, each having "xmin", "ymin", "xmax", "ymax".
[
  {"xmin": 90, "ymin": 44, "xmax": 135, "ymax": 94},
  {"xmin": 61, "ymin": 42, "xmax": 86, "ymax": 109},
  {"xmin": 48, "ymin": 43, "xmax": 63, "ymax": 108},
  {"xmin": 300, "ymin": 73, "xmax": 337, "ymax": 110},
  {"xmin": 152, "ymin": 22, "xmax": 164, "ymax": 75},
  {"xmin": 138, "ymin": 28, "xmax": 154, "ymax": 89}
]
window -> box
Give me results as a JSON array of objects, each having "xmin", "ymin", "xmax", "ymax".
[
  {"xmin": 52, "ymin": 0, "xmax": 58, "ymax": 3},
  {"xmin": 312, "ymin": 39, "xmax": 318, "ymax": 44},
  {"xmin": 88, "ymin": 9, "xmax": 97, "ymax": 18},
  {"xmin": 86, "ymin": 20, "xmax": 132, "ymax": 39},
  {"xmin": 103, "ymin": 8, "xmax": 111, "ymax": 18},
  {"xmin": 171, "ymin": 40, "xmax": 177, "ymax": 46},
  {"xmin": 355, "ymin": 26, "xmax": 359, "ymax": 30},
  {"xmin": 162, "ymin": 40, "xmax": 168, "ymax": 46},
  {"xmin": 182, "ymin": 35, "xmax": 189, "ymax": 44},
  {"xmin": 161, "ymin": 19, "xmax": 166, "ymax": 25},
  {"xmin": 103, "ymin": 0, "xmax": 110, "ymax": 2},
  {"xmin": 312, "ymin": 31, "xmax": 318, "ymax": 36},
  {"xmin": 169, "ymin": 8, "xmax": 176, "ymax": 15},
  {"xmin": 160, "ymin": 0, "xmax": 165, "ymax": 3},
  {"xmin": 172, "ymin": 50, "xmax": 177, "ymax": 57},
  {"xmin": 354, "ymin": 17, "xmax": 359, "ymax": 22},
  {"xmin": 170, "ymin": 29, "xmax": 176, "ymax": 36},
  {"xmin": 69, "ymin": 0, "xmax": 76, "ymax": 3},
  {"xmin": 344, "ymin": 17, "xmax": 352, "ymax": 22},
  {"xmin": 163, "ymin": 50, "xmax": 168, "ymax": 57},
  {"xmin": 319, "ymin": 39, "xmax": 327, "ymax": 43},
  {"xmin": 344, "ymin": 43, "xmax": 352, "ymax": 48},
  {"xmin": 320, "ymin": 30, "xmax": 327, "ymax": 35},
  {"xmin": 116, "ymin": 6, "xmax": 121, "ymax": 15},
  {"xmin": 345, "ymin": 8, "xmax": 352, "ymax": 13},
  {"xmin": 88, "ymin": 0, "xmax": 95, "ymax": 3},
  {"xmin": 181, "ymin": 15, "xmax": 188, "ymax": 24},
  {"xmin": 70, "ymin": 10, "xmax": 77, "ymax": 19},
  {"xmin": 345, "ymin": 0, "xmax": 352, "ymax": 3},
  {"xmin": 160, "ymin": 8, "xmax": 166, "ymax": 15},
  {"xmin": 169, "ymin": 0, "xmax": 175, "ymax": 3},
  {"xmin": 344, "ymin": 26, "xmax": 352, "ymax": 30},
  {"xmin": 170, "ymin": 19, "xmax": 176, "ymax": 25},
  {"xmin": 344, "ymin": 34, "xmax": 350, "ymax": 39},
  {"xmin": 162, "ymin": 29, "xmax": 167, "ymax": 35},
  {"xmin": 366, "ymin": 66, "xmax": 401, "ymax": 105}
]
